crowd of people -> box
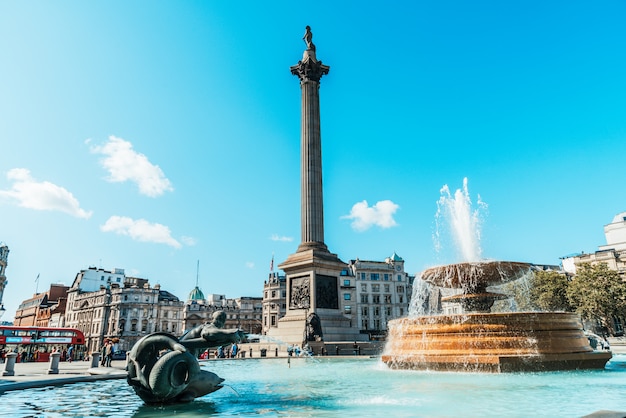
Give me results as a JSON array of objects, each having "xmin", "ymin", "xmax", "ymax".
[{"xmin": 0, "ymin": 345, "xmax": 77, "ymax": 363}]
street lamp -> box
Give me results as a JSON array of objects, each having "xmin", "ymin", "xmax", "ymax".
[{"xmin": 0, "ymin": 304, "xmax": 5, "ymax": 320}]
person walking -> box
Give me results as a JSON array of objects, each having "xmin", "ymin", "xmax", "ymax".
[
  {"xmin": 67, "ymin": 345, "xmax": 74, "ymax": 363},
  {"xmin": 104, "ymin": 341, "xmax": 113, "ymax": 367},
  {"xmin": 100, "ymin": 340, "xmax": 108, "ymax": 366}
]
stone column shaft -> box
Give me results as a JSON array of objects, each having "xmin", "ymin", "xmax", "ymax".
[{"xmin": 300, "ymin": 79, "xmax": 324, "ymax": 247}]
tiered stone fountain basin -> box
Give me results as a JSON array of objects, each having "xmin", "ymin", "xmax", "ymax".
[{"xmin": 382, "ymin": 261, "xmax": 612, "ymax": 372}]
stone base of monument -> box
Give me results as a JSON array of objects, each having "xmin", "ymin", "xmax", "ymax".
[{"xmin": 381, "ymin": 312, "xmax": 613, "ymax": 373}]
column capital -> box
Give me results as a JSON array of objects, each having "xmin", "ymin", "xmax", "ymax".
[{"xmin": 290, "ymin": 55, "xmax": 330, "ymax": 83}]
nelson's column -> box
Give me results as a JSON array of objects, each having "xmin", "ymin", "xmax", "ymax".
[{"xmin": 269, "ymin": 27, "xmax": 363, "ymax": 346}]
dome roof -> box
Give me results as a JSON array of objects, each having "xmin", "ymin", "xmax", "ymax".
[{"xmin": 188, "ymin": 286, "xmax": 205, "ymax": 301}]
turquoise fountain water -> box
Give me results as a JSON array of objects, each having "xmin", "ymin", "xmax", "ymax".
[{"xmin": 1, "ymin": 356, "xmax": 625, "ymax": 417}]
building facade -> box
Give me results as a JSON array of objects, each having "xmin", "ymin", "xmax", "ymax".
[
  {"xmin": 562, "ymin": 212, "xmax": 626, "ymax": 276},
  {"xmin": 183, "ymin": 288, "xmax": 263, "ymax": 336},
  {"xmin": 14, "ymin": 284, "xmax": 69, "ymax": 327},
  {"xmin": 65, "ymin": 267, "xmax": 184, "ymax": 353},
  {"xmin": 262, "ymin": 273, "xmax": 286, "ymax": 335},
  {"xmin": 345, "ymin": 253, "xmax": 414, "ymax": 340}
]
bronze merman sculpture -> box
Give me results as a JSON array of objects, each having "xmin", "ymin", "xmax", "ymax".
[{"xmin": 127, "ymin": 311, "xmax": 245, "ymax": 404}]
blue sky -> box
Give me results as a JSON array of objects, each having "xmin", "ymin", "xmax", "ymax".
[{"xmin": 1, "ymin": 1, "xmax": 625, "ymax": 321}]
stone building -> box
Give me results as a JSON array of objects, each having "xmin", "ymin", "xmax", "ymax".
[
  {"xmin": 562, "ymin": 212, "xmax": 626, "ymax": 276},
  {"xmin": 65, "ymin": 267, "xmax": 183, "ymax": 353},
  {"xmin": 183, "ymin": 288, "xmax": 262, "ymax": 336},
  {"xmin": 262, "ymin": 273, "xmax": 286, "ymax": 335},
  {"xmin": 345, "ymin": 253, "xmax": 413, "ymax": 340},
  {"xmin": 14, "ymin": 284, "xmax": 69, "ymax": 327}
]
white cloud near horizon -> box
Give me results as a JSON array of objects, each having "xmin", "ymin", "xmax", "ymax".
[
  {"xmin": 0, "ymin": 168, "xmax": 93, "ymax": 219},
  {"xmin": 245, "ymin": 261, "xmax": 255, "ymax": 269},
  {"xmin": 270, "ymin": 234, "xmax": 293, "ymax": 242},
  {"xmin": 100, "ymin": 216, "xmax": 182, "ymax": 248},
  {"xmin": 342, "ymin": 200, "xmax": 399, "ymax": 231},
  {"xmin": 90, "ymin": 136, "xmax": 173, "ymax": 197}
]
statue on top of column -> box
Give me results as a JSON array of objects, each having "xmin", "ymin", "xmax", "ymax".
[{"xmin": 303, "ymin": 26, "xmax": 315, "ymax": 51}]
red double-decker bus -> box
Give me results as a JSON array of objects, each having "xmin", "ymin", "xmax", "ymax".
[{"xmin": 0, "ymin": 326, "xmax": 85, "ymax": 362}]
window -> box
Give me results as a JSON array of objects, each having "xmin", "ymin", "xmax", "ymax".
[
  {"xmin": 343, "ymin": 293, "xmax": 351, "ymax": 300},
  {"xmin": 361, "ymin": 284, "xmax": 367, "ymax": 292},
  {"xmin": 371, "ymin": 273, "xmax": 380, "ymax": 281},
  {"xmin": 372, "ymin": 284, "xmax": 380, "ymax": 292},
  {"xmin": 361, "ymin": 306, "xmax": 369, "ymax": 316},
  {"xmin": 386, "ymin": 306, "xmax": 392, "ymax": 316},
  {"xmin": 399, "ymin": 295, "xmax": 404, "ymax": 303},
  {"xmin": 343, "ymin": 279, "xmax": 351, "ymax": 286},
  {"xmin": 373, "ymin": 295, "xmax": 380, "ymax": 304},
  {"xmin": 384, "ymin": 284, "xmax": 390, "ymax": 293},
  {"xmin": 360, "ymin": 294, "xmax": 368, "ymax": 303},
  {"xmin": 384, "ymin": 295, "xmax": 392, "ymax": 303},
  {"xmin": 374, "ymin": 307, "xmax": 380, "ymax": 316},
  {"xmin": 374, "ymin": 319, "xmax": 381, "ymax": 329},
  {"xmin": 271, "ymin": 290, "xmax": 276, "ymax": 298},
  {"xmin": 360, "ymin": 272, "xmax": 366, "ymax": 280},
  {"xmin": 271, "ymin": 315, "xmax": 276, "ymax": 326},
  {"xmin": 384, "ymin": 274, "xmax": 389, "ymax": 281},
  {"xmin": 396, "ymin": 285, "xmax": 405, "ymax": 293},
  {"xmin": 397, "ymin": 274, "xmax": 402, "ymax": 281}
]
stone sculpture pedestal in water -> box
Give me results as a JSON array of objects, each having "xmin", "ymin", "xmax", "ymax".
[{"xmin": 382, "ymin": 261, "xmax": 612, "ymax": 372}]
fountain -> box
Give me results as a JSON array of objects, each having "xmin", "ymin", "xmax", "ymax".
[
  {"xmin": 382, "ymin": 179, "xmax": 612, "ymax": 372},
  {"xmin": 127, "ymin": 311, "xmax": 245, "ymax": 403}
]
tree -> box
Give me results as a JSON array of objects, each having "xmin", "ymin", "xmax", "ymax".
[
  {"xmin": 567, "ymin": 262, "xmax": 626, "ymax": 335},
  {"xmin": 493, "ymin": 270, "xmax": 572, "ymax": 312},
  {"xmin": 529, "ymin": 270, "xmax": 574, "ymax": 312}
]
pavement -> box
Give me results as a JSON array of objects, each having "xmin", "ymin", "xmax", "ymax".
[{"xmin": 0, "ymin": 359, "xmax": 127, "ymax": 394}]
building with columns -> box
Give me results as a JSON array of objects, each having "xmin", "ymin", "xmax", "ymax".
[{"xmin": 65, "ymin": 267, "xmax": 183, "ymax": 353}]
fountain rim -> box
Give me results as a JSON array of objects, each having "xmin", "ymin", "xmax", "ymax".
[{"xmin": 419, "ymin": 260, "xmax": 534, "ymax": 288}]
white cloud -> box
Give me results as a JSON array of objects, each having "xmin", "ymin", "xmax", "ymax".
[
  {"xmin": 270, "ymin": 234, "xmax": 293, "ymax": 242},
  {"xmin": 90, "ymin": 135, "xmax": 173, "ymax": 197},
  {"xmin": 100, "ymin": 216, "xmax": 181, "ymax": 248},
  {"xmin": 180, "ymin": 236, "xmax": 197, "ymax": 246},
  {"xmin": 245, "ymin": 262, "xmax": 255, "ymax": 269},
  {"xmin": 0, "ymin": 168, "xmax": 92, "ymax": 219},
  {"xmin": 341, "ymin": 200, "xmax": 399, "ymax": 232}
]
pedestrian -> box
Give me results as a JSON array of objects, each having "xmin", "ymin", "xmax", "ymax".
[
  {"xmin": 67, "ymin": 345, "xmax": 74, "ymax": 363},
  {"xmin": 231, "ymin": 343, "xmax": 238, "ymax": 358},
  {"xmin": 100, "ymin": 341, "xmax": 108, "ymax": 366},
  {"xmin": 105, "ymin": 341, "xmax": 113, "ymax": 367}
]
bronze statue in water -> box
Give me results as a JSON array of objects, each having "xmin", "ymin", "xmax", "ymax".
[{"xmin": 127, "ymin": 311, "xmax": 245, "ymax": 404}]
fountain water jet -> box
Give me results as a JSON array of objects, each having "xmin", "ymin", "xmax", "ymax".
[{"xmin": 382, "ymin": 179, "xmax": 612, "ymax": 372}]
